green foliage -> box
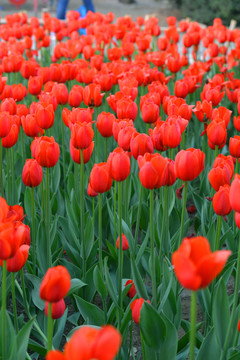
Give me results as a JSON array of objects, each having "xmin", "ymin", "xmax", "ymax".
[{"xmin": 170, "ymin": 0, "xmax": 240, "ymax": 26}]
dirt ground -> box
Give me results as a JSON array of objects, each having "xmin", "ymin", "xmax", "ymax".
[{"xmin": 0, "ymin": 0, "xmax": 181, "ymax": 26}]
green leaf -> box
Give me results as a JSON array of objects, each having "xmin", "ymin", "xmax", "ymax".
[
  {"xmin": 74, "ymin": 295, "xmax": 104, "ymax": 326},
  {"xmin": 131, "ymin": 256, "xmax": 148, "ymax": 300},
  {"xmin": 84, "ymin": 217, "xmax": 94, "ymax": 258},
  {"xmin": 157, "ymin": 313, "xmax": 178, "ymax": 360},
  {"xmin": 52, "ymin": 161, "xmax": 61, "ymax": 193},
  {"xmin": 25, "ymin": 274, "xmax": 45, "ymax": 311},
  {"xmin": 140, "ymin": 302, "xmax": 166, "ymax": 351},
  {"xmin": 0, "ymin": 310, "xmax": 17, "ymax": 360},
  {"xmin": 53, "ymin": 309, "xmax": 68, "ymax": 349},
  {"xmin": 104, "ymin": 258, "xmax": 118, "ymax": 306},
  {"xmin": 196, "ymin": 328, "xmax": 221, "ymax": 360},
  {"xmin": 213, "ymin": 278, "xmax": 230, "ymax": 348},
  {"xmin": 16, "ymin": 318, "xmax": 35, "ymax": 360},
  {"xmin": 24, "ymin": 187, "xmax": 32, "ymax": 220},
  {"xmin": 67, "ymin": 278, "xmax": 87, "ymax": 297},
  {"xmin": 28, "ymin": 339, "xmax": 47, "ymax": 357},
  {"xmin": 93, "ymin": 266, "xmax": 108, "ymax": 300}
]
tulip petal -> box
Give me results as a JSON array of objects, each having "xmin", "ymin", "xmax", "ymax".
[
  {"xmin": 172, "ymin": 252, "xmax": 201, "ymax": 290},
  {"xmin": 196, "ymin": 250, "xmax": 231, "ymax": 288}
]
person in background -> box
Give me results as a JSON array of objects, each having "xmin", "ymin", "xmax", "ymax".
[{"xmin": 56, "ymin": 0, "xmax": 95, "ymax": 19}]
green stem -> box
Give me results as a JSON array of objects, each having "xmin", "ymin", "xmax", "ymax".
[
  {"xmin": 114, "ymin": 181, "xmax": 117, "ymax": 245},
  {"xmin": 150, "ymin": 189, "xmax": 156, "ymax": 307},
  {"xmin": 236, "ymin": 159, "xmax": 239, "ymax": 175},
  {"xmin": 11, "ymin": 273, "xmax": 18, "ymax": 332},
  {"xmin": 190, "ymin": 291, "xmax": 197, "ymax": 360},
  {"xmin": 1, "ymin": 260, "xmax": 7, "ymax": 360},
  {"xmin": 92, "ymin": 197, "xmax": 95, "ymax": 229},
  {"xmin": 61, "ymin": 108, "xmax": 66, "ymax": 185},
  {"xmin": 178, "ymin": 182, "xmax": 188, "ymax": 248},
  {"xmin": 118, "ymin": 181, "xmax": 123, "ymax": 330},
  {"xmin": 80, "ymin": 150, "xmax": 86, "ymax": 283},
  {"xmin": 160, "ymin": 186, "xmax": 169, "ymax": 258},
  {"xmin": 181, "ymin": 131, "xmax": 186, "ymax": 150},
  {"xmin": 98, "ymin": 194, "xmax": 103, "ymax": 274},
  {"xmin": 0, "ymin": 139, "xmax": 3, "ymax": 197},
  {"xmin": 134, "ymin": 184, "xmax": 143, "ymax": 255},
  {"xmin": 47, "ymin": 303, "xmax": 53, "ymax": 351},
  {"xmin": 46, "ymin": 168, "xmax": 51, "ymax": 269},
  {"xmin": 215, "ymin": 215, "xmax": 222, "ymax": 251},
  {"xmin": 21, "ymin": 127, "xmax": 25, "ymax": 163},
  {"xmin": 220, "ymin": 231, "xmax": 240, "ymax": 360},
  {"xmin": 10, "ymin": 148, "xmax": 14, "ymax": 203},
  {"xmin": 105, "ymin": 137, "xmax": 108, "ymax": 162},
  {"xmin": 31, "ymin": 187, "xmax": 36, "ymax": 275},
  {"xmin": 7, "ymin": 149, "xmax": 10, "ymax": 203}
]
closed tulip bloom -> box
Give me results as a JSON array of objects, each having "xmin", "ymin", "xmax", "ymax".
[
  {"xmin": 117, "ymin": 98, "xmax": 138, "ymax": 121},
  {"xmin": 207, "ymin": 120, "xmax": 227, "ymax": 149},
  {"xmin": 203, "ymin": 85, "xmax": 225, "ymax": 107},
  {"xmin": 160, "ymin": 118, "xmax": 182, "ymax": 149},
  {"xmin": 118, "ymin": 125, "xmax": 136, "ymax": 151},
  {"xmin": 0, "ymin": 244, "xmax": 29, "ymax": 272},
  {"xmin": 97, "ymin": 112, "xmax": 115, "ymax": 138},
  {"xmin": 233, "ymin": 116, "xmax": 240, "ymax": 132},
  {"xmin": 36, "ymin": 103, "xmax": 55, "ymax": 130},
  {"xmin": 0, "ymin": 98, "xmax": 17, "ymax": 115},
  {"xmin": 107, "ymin": 148, "xmax": 130, "ymax": 182},
  {"xmin": 2, "ymin": 116, "xmax": 20, "ymax": 148},
  {"xmin": 229, "ymin": 136, "xmax": 240, "ymax": 158},
  {"xmin": 130, "ymin": 133, "xmax": 153, "ymax": 159},
  {"xmin": 130, "ymin": 298, "xmax": 150, "ymax": 324},
  {"xmin": 31, "ymin": 136, "xmax": 60, "ymax": 168},
  {"xmin": 0, "ymin": 112, "xmax": 10, "ymax": 138},
  {"xmin": 112, "ymin": 118, "xmax": 133, "ymax": 143},
  {"xmin": 28, "ymin": 76, "xmax": 43, "ymax": 95},
  {"xmin": 116, "ymin": 233, "xmax": 129, "ymax": 251},
  {"xmin": 138, "ymin": 153, "xmax": 169, "ymax": 189},
  {"xmin": 68, "ymin": 85, "xmax": 83, "ymax": 107},
  {"xmin": 22, "ymin": 159, "xmax": 43, "ymax": 187},
  {"xmin": 71, "ymin": 122, "xmax": 94, "ymax": 150},
  {"xmin": 149, "ymin": 120, "xmax": 167, "ymax": 152},
  {"xmin": 45, "ymin": 299, "xmax": 66, "ymax": 319},
  {"xmin": 12, "ymin": 84, "xmax": 28, "ymax": 102},
  {"xmin": 213, "ymin": 154, "xmax": 234, "ymax": 179},
  {"xmin": 22, "ymin": 114, "xmax": 42, "ymax": 137},
  {"xmin": 40, "ymin": 266, "xmax": 71, "ymax": 303},
  {"xmin": 89, "ymin": 162, "xmax": 112, "ymax": 193},
  {"xmin": 0, "ymin": 221, "xmax": 26, "ymax": 260},
  {"xmin": 87, "ymin": 183, "xmax": 98, "ymax": 197},
  {"xmin": 52, "ymin": 83, "xmax": 68, "ymax": 105},
  {"xmin": 70, "ymin": 140, "xmax": 94, "ymax": 164},
  {"xmin": 230, "ymin": 174, "xmax": 240, "ymax": 213},
  {"xmin": 213, "ymin": 185, "xmax": 232, "ymax": 216},
  {"xmin": 172, "ymin": 236, "xmax": 231, "ymax": 290},
  {"xmin": 174, "ymin": 148, "xmax": 205, "ymax": 181},
  {"xmin": 125, "ymin": 280, "xmax": 137, "ymax": 299},
  {"xmin": 141, "ymin": 100, "xmax": 159, "ymax": 124},
  {"xmin": 235, "ymin": 212, "xmax": 240, "ymax": 229},
  {"xmin": 208, "ymin": 164, "xmax": 231, "ymax": 191},
  {"xmin": 174, "ymin": 79, "xmax": 189, "ymax": 98}
]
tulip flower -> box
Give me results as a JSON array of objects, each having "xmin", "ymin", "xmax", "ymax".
[
  {"xmin": 46, "ymin": 325, "xmax": 121, "ymax": 360},
  {"xmin": 130, "ymin": 298, "xmax": 150, "ymax": 324},
  {"xmin": 125, "ymin": 280, "xmax": 137, "ymax": 299},
  {"xmin": 45, "ymin": 299, "xmax": 66, "ymax": 320}
]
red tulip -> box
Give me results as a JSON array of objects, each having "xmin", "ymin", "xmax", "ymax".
[
  {"xmin": 116, "ymin": 234, "xmax": 129, "ymax": 251},
  {"xmin": 230, "ymin": 174, "xmax": 240, "ymax": 213},
  {"xmin": 212, "ymin": 185, "xmax": 232, "ymax": 216},
  {"xmin": 125, "ymin": 280, "xmax": 137, "ymax": 299},
  {"xmin": 130, "ymin": 298, "xmax": 150, "ymax": 324},
  {"xmin": 107, "ymin": 148, "xmax": 130, "ymax": 182},
  {"xmin": 89, "ymin": 163, "xmax": 112, "ymax": 193},
  {"xmin": 31, "ymin": 136, "xmax": 60, "ymax": 168},
  {"xmin": 28, "ymin": 75, "xmax": 43, "ymax": 95},
  {"xmin": 70, "ymin": 140, "xmax": 94, "ymax": 164},
  {"xmin": 40, "ymin": 266, "xmax": 71, "ymax": 303},
  {"xmin": 22, "ymin": 159, "xmax": 43, "ymax": 187},
  {"xmin": 45, "ymin": 299, "xmax": 66, "ymax": 319},
  {"xmin": 172, "ymin": 236, "xmax": 231, "ymax": 290},
  {"xmin": 130, "ymin": 133, "xmax": 153, "ymax": 159},
  {"xmin": 0, "ymin": 244, "xmax": 29, "ymax": 272},
  {"xmin": 97, "ymin": 112, "xmax": 115, "ymax": 138},
  {"xmin": 174, "ymin": 148, "xmax": 205, "ymax": 181},
  {"xmin": 229, "ymin": 136, "xmax": 240, "ymax": 158}
]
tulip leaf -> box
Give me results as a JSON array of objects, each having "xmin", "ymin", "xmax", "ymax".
[
  {"xmin": 196, "ymin": 328, "xmax": 221, "ymax": 360},
  {"xmin": 213, "ymin": 278, "xmax": 230, "ymax": 348},
  {"xmin": 157, "ymin": 313, "xmax": 178, "ymax": 360},
  {"xmin": 67, "ymin": 278, "xmax": 87, "ymax": 296},
  {"xmin": 0, "ymin": 310, "xmax": 16, "ymax": 360},
  {"xmin": 74, "ymin": 294, "xmax": 104, "ymax": 326},
  {"xmin": 25, "ymin": 274, "xmax": 45, "ymax": 311},
  {"xmin": 104, "ymin": 258, "xmax": 118, "ymax": 306},
  {"xmin": 16, "ymin": 318, "xmax": 35, "ymax": 360},
  {"xmin": 93, "ymin": 265, "xmax": 108, "ymax": 300},
  {"xmin": 131, "ymin": 256, "xmax": 148, "ymax": 300},
  {"xmin": 140, "ymin": 302, "xmax": 167, "ymax": 351},
  {"xmin": 53, "ymin": 309, "xmax": 68, "ymax": 349},
  {"xmin": 24, "ymin": 186, "xmax": 32, "ymax": 220},
  {"xmin": 52, "ymin": 161, "xmax": 61, "ymax": 193}
]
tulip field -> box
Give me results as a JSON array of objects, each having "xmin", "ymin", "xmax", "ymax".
[{"xmin": 1, "ymin": 9, "xmax": 240, "ymax": 360}]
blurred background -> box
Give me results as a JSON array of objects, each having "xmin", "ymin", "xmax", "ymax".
[{"xmin": 0, "ymin": 0, "xmax": 239, "ymax": 26}]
